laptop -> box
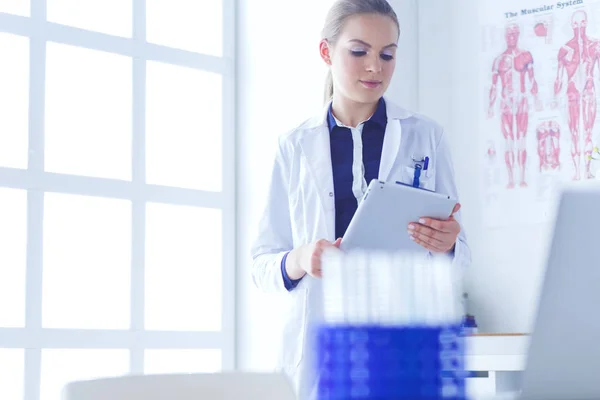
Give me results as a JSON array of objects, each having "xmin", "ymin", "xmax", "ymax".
[{"xmin": 482, "ymin": 181, "xmax": 600, "ymax": 400}]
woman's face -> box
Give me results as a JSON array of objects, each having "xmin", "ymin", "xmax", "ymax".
[{"xmin": 323, "ymin": 13, "xmax": 399, "ymax": 104}]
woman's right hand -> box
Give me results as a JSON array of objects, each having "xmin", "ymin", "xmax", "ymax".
[{"xmin": 285, "ymin": 238, "xmax": 342, "ymax": 279}]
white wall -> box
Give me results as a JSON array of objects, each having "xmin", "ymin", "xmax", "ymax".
[
  {"xmin": 236, "ymin": 0, "xmax": 333, "ymax": 371},
  {"xmin": 236, "ymin": 0, "xmax": 420, "ymax": 370}
]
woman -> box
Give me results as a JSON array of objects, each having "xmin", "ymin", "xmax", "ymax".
[{"xmin": 250, "ymin": 0, "xmax": 471, "ymax": 398}]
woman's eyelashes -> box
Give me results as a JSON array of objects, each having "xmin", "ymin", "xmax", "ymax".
[
  {"xmin": 349, "ymin": 49, "xmax": 394, "ymax": 61},
  {"xmin": 350, "ymin": 49, "xmax": 367, "ymax": 57}
]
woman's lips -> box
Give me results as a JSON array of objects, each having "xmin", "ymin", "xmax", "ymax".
[{"xmin": 360, "ymin": 80, "xmax": 382, "ymax": 89}]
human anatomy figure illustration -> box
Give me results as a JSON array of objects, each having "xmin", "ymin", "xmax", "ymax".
[
  {"xmin": 488, "ymin": 23, "xmax": 542, "ymax": 189},
  {"xmin": 553, "ymin": 10, "xmax": 600, "ymax": 180},
  {"xmin": 534, "ymin": 18, "xmax": 553, "ymax": 44},
  {"xmin": 536, "ymin": 120, "xmax": 561, "ymax": 172}
]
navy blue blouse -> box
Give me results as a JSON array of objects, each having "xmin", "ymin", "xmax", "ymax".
[{"xmin": 282, "ymin": 98, "xmax": 387, "ymax": 290}]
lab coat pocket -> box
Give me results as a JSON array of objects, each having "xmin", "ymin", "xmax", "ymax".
[{"xmin": 400, "ymin": 166, "xmax": 436, "ymax": 191}]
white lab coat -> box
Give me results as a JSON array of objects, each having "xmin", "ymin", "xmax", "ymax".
[{"xmin": 250, "ymin": 97, "xmax": 471, "ymax": 399}]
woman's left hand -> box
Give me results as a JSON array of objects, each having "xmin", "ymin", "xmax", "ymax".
[{"xmin": 408, "ymin": 203, "xmax": 461, "ymax": 253}]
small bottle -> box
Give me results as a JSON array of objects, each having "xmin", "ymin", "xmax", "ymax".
[{"xmin": 461, "ymin": 293, "xmax": 478, "ymax": 335}]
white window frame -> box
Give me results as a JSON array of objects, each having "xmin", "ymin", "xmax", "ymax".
[{"xmin": 0, "ymin": 1, "xmax": 236, "ymax": 398}]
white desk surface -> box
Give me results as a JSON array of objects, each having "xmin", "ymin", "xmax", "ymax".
[
  {"xmin": 465, "ymin": 333, "xmax": 529, "ymax": 353},
  {"xmin": 465, "ymin": 333, "xmax": 528, "ymax": 371}
]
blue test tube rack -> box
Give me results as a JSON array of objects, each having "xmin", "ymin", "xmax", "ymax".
[{"xmin": 313, "ymin": 324, "xmax": 466, "ymax": 400}]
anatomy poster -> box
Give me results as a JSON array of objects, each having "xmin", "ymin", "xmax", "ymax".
[{"xmin": 480, "ymin": 0, "xmax": 600, "ymax": 227}]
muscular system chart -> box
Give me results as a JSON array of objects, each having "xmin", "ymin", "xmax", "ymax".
[{"xmin": 480, "ymin": 0, "xmax": 600, "ymax": 228}]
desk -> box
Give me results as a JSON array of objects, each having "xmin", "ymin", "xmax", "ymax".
[{"xmin": 464, "ymin": 334, "xmax": 528, "ymax": 398}]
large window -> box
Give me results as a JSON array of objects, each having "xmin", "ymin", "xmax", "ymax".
[{"xmin": 0, "ymin": 1, "xmax": 235, "ymax": 399}]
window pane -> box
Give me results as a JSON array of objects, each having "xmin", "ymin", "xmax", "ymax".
[
  {"xmin": 45, "ymin": 43, "xmax": 132, "ymax": 180},
  {"xmin": 47, "ymin": 0, "xmax": 131, "ymax": 37},
  {"xmin": 0, "ymin": 349, "xmax": 24, "ymax": 400},
  {"xmin": 0, "ymin": 188, "xmax": 27, "ymax": 328},
  {"xmin": 145, "ymin": 203, "xmax": 221, "ymax": 331},
  {"xmin": 42, "ymin": 193, "xmax": 131, "ymax": 329},
  {"xmin": 146, "ymin": 0, "xmax": 222, "ymax": 56},
  {"xmin": 144, "ymin": 349, "xmax": 221, "ymax": 374},
  {"xmin": 146, "ymin": 61, "xmax": 222, "ymax": 191},
  {"xmin": 0, "ymin": 33, "xmax": 29, "ymax": 169},
  {"xmin": 41, "ymin": 349, "xmax": 129, "ymax": 400},
  {"xmin": 0, "ymin": 1, "xmax": 29, "ymax": 17}
]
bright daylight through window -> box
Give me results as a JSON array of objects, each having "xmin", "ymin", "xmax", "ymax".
[{"xmin": 0, "ymin": 1, "xmax": 235, "ymax": 399}]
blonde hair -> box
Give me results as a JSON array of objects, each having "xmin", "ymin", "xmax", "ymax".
[{"xmin": 321, "ymin": 0, "xmax": 400, "ymax": 104}]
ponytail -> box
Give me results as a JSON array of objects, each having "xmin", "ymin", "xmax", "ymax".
[{"xmin": 324, "ymin": 69, "xmax": 334, "ymax": 105}]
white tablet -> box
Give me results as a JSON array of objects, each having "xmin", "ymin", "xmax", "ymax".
[{"xmin": 340, "ymin": 180, "xmax": 457, "ymax": 252}]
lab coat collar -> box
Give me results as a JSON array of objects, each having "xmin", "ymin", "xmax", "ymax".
[
  {"xmin": 326, "ymin": 97, "xmax": 388, "ymax": 131},
  {"xmin": 298, "ymin": 96, "xmax": 412, "ymax": 239},
  {"xmin": 305, "ymin": 95, "xmax": 414, "ymax": 130}
]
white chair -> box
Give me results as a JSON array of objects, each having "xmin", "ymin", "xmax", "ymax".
[{"xmin": 62, "ymin": 372, "xmax": 296, "ymax": 400}]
